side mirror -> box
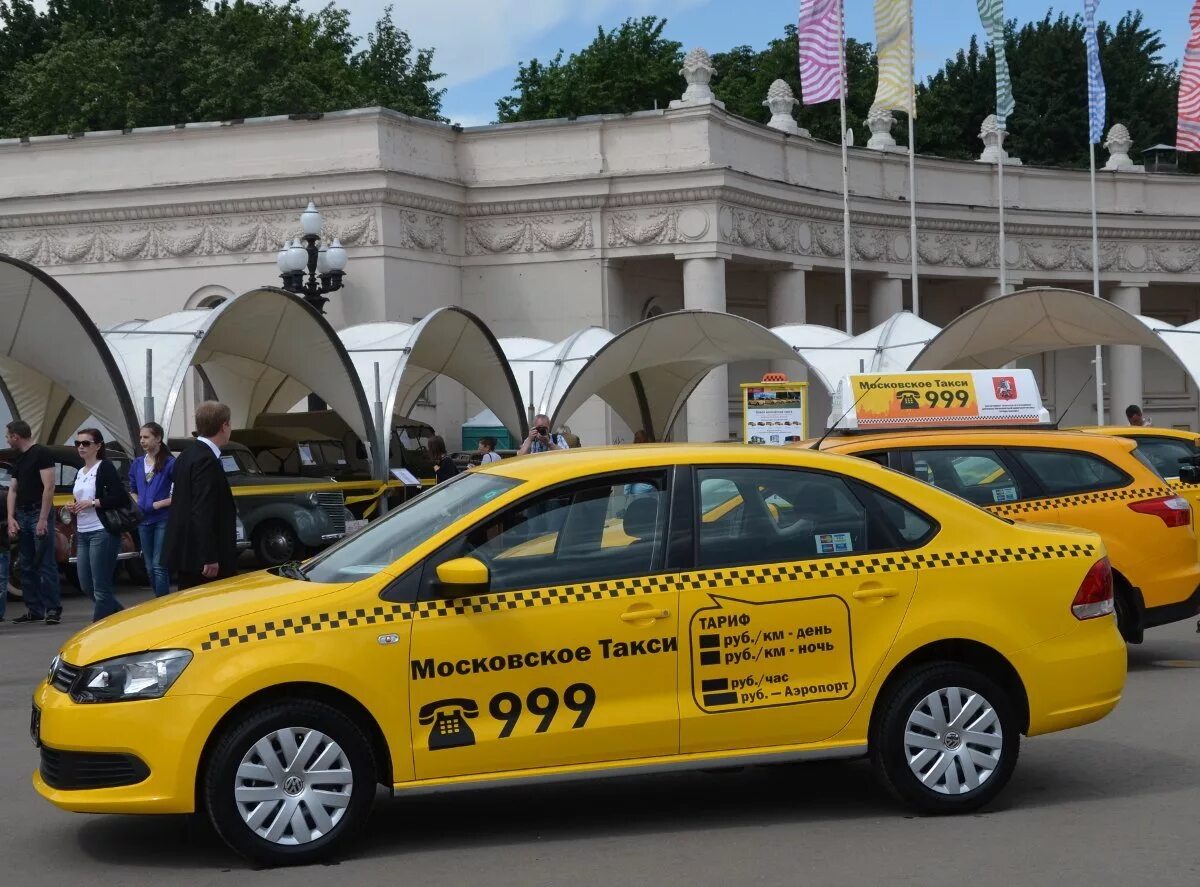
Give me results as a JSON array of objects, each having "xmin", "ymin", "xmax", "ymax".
[
  {"xmin": 435, "ymin": 556, "xmax": 489, "ymax": 597},
  {"xmin": 1179, "ymin": 464, "xmax": 1200, "ymax": 485}
]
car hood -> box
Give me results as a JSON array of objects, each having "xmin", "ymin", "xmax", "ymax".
[{"xmin": 58, "ymin": 571, "xmax": 350, "ymax": 666}]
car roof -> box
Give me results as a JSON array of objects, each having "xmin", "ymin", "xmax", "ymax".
[
  {"xmin": 1076, "ymin": 425, "xmax": 1200, "ymax": 443},
  {"xmin": 801, "ymin": 427, "xmax": 1138, "ymax": 453}
]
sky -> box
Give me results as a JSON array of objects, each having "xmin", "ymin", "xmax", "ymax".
[{"xmin": 299, "ymin": 1, "xmax": 1190, "ymax": 127}]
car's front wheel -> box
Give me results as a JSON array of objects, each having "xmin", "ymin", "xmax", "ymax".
[
  {"xmin": 870, "ymin": 663, "xmax": 1019, "ymax": 814},
  {"xmin": 204, "ymin": 700, "xmax": 377, "ymax": 867},
  {"xmin": 253, "ymin": 521, "xmax": 303, "ymax": 567}
]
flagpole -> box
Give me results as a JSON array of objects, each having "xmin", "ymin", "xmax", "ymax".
[
  {"xmin": 838, "ymin": 0, "xmax": 853, "ymax": 335},
  {"xmin": 997, "ymin": 127, "xmax": 1006, "ymax": 294},
  {"xmin": 1089, "ymin": 141, "xmax": 1105, "ymax": 424},
  {"xmin": 906, "ymin": 0, "xmax": 919, "ymax": 317}
]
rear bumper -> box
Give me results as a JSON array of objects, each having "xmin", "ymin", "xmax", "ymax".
[
  {"xmin": 1142, "ymin": 584, "xmax": 1200, "ymax": 630},
  {"xmin": 1013, "ymin": 617, "xmax": 1127, "ymax": 737}
]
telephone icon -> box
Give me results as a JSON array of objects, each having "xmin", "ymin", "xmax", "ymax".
[
  {"xmin": 419, "ymin": 698, "xmax": 479, "ymax": 751},
  {"xmin": 896, "ymin": 389, "xmax": 921, "ymax": 409}
]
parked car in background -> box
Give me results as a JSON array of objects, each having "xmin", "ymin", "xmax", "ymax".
[
  {"xmin": 0, "ymin": 445, "xmax": 143, "ymax": 598},
  {"xmin": 168, "ymin": 439, "xmax": 350, "ymax": 567}
]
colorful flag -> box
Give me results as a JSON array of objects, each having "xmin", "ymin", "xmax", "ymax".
[
  {"xmin": 798, "ymin": 0, "xmax": 843, "ymax": 105},
  {"xmin": 976, "ymin": 0, "xmax": 1014, "ymax": 126},
  {"xmin": 872, "ymin": 0, "xmax": 914, "ymax": 116},
  {"xmin": 1083, "ymin": 0, "xmax": 1106, "ymax": 144},
  {"xmin": 1179, "ymin": 0, "xmax": 1200, "ymax": 151}
]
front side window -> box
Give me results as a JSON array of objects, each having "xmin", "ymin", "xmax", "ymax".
[
  {"xmin": 303, "ymin": 473, "xmax": 524, "ymax": 584},
  {"xmin": 1012, "ymin": 448, "xmax": 1128, "ymax": 495},
  {"xmin": 907, "ymin": 448, "xmax": 1021, "ymax": 507},
  {"xmin": 426, "ymin": 472, "xmax": 670, "ymax": 595},
  {"xmin": 695, "ymin": 467, "xmax": 928, "ymax": 569},
  {"xmin": 1131, "ymin": 437, "xmax": 1199, "ymax": 479}
]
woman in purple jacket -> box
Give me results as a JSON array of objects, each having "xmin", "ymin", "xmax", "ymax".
[{"xmin": 128, "ymin": 422, "xmax": 175, "ymax": 597}]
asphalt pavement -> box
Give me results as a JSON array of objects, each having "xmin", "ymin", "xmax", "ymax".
[{"xmin": 1, "ymin": 583, "xmax": 1198, "ymax": 886}]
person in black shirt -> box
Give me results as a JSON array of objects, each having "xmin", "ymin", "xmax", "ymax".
[
  {"xmin": 428, "ymin": 435, "xmax": 459, "ymax": 484},
  {"xmin": 5, "ymin": 420, "xmax": 61, "ymax": 624}
]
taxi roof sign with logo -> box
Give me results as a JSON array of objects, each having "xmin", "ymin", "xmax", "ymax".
[{"xmin": 828, "ymin": 369, "xmax": 1051, "ymax": 432}]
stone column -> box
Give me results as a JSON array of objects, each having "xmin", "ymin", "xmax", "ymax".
[
  {"xmin": 682, "ymin": 255, "xmax": 730, "ymax": 442},
  {"xmin": 868, "ymin": 276, "xmax": 905, "ymax": 327},
  {"xmin": 767, "ymin": 265, "xmax": 808, "ymax": 375},
  {"xmin": 983, "ymin": 278, "xmax": 1024, "ymax": 300},
  {"xmin": 1109, "ymin": 284, "xmax": 1144, "ymax": 420}
]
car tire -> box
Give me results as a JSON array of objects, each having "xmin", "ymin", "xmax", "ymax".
[
  {"xmin": 870, "ymin": 663, "xmax": 1019, "ymax": 815},
  {"xmin": 1112, "ymin": 584, "xmax": 1143, "ymax": 644},
  {"xmin": 203, "ymin": 699, "xmax": 376, "ymax": 867},
  {"xmin": 253, "ymin": 521, "xmax": 302, "ymax": 568},
  {"xmin": 126, "ymin": 556, "xmax": 150, "ymax": 587}
]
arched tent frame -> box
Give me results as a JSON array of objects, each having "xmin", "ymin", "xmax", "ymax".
[
  {"xmin": 337, "ymin": 307, "xmax": 529, "ymax": 442},
  {"xmin": 0, "ymin": 255, "xmax": 141, "ymax": 448},
  {"xmin": 503, "ymin": 328, "xmax": 616, "ymax": 423},
  {"xmin": 102, "ymin": 287, "xmax": 376, "ymax": 466},
  {"xmin": 548, "ymin": 310, "xmax": 803, "ymax": 440}
]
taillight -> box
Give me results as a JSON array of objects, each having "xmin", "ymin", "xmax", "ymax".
[
  {"xmin": 1128, "ymin": 495, "xmax": 1191, "ymax": 527},
  {"xmin": 1072, "ymin": 557, "xmax": 1114, "ymax": 620}
]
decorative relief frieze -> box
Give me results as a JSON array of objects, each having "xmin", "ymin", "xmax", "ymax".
[
  {"xmin": 465, "ymin": 214, "xmax": 593, "ymax": 255},
  {"xmin": 0, "ymin": 210, "xmax": 378, "ymax": 267},
  {"xmin": 608, "ymin": 209, "xmax": 680, "ymax": 246},
  {"xmin": 397, "ymin": 210, "xmax": 446, "ymax": 253}
]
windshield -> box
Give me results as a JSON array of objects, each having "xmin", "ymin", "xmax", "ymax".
[
  {"xmin": 302, "ymin": 472, "xmax": 524, "ymax": 584},
  {"xmin": 221, "ymin": 450, "xmax": 263, "ymax": 476}
]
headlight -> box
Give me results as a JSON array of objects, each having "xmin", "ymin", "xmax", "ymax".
[
  {"xmin": 58, "ymin": 506, "xmax": 72, "ymax": 526},
  {"xmin": 70, "ymin": 650, "xmax": 193, "ymax": 704},
  {"xmin": 48, "ymin": 653, "xmax": 61, "ymax": 683},
  {"xmin": 305, "ymin": 492, "xmax": 320, "ymax": 507}
]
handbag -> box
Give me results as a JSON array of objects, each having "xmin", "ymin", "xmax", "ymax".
[{"xmin": 95, "ymin": 461, "xmax": 143, "ymax": 535}]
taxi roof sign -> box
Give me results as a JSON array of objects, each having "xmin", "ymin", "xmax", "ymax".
[{"xmin": 828, "ymin": 369, "xmax": 1051, "ymax": 432}]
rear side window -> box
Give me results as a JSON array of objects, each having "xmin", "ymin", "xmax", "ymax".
[
  {"xmin": 1012, "ymin": 449, "xmax": 1128, "ymax": 495},
  {"xmin": 907, "ymin": 448, "xmax": 1023, "ymax": 507},
  {"xmin": 1132, "ymin": 437, "xmax": 1199, "ymax": 479}
]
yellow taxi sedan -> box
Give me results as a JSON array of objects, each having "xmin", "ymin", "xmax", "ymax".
[{"xmin": 32, "ymin": 445, "xmax": 1125, "ymax": 866}]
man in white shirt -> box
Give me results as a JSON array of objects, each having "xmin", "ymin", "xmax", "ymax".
[{"xmin": 518, "ymin": 414, "xmax": 569, "ymax": 455}]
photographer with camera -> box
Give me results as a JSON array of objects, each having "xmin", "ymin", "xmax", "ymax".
[{"xmin": 518, "ymin": 413, "xmax": 569, "ymax": 455}]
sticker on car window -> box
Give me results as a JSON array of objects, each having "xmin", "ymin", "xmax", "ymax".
[
  {"xmin": 814, "ymin": 532, "xmax": 853, "ymax": 554},
  {"xmin": 992, "ymin": 486, "xmax": 1018, "ymax": 503}
]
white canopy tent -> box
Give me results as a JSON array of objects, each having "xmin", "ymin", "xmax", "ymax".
[
  {"xmin": 910, "ymin": 287, "xmax": 1168, "ymax": 370},
  {"xmin": 773, "ymin": 312, "xmax": 941, "ymax": 395},
  {"xmin": 502, "ymin": 328, "xmax": 616, "ymax": 424},
  {"xmin": 0, "ymin": 256, "xmax": 140, "ymax": 448},
  {"xmin": 549, "ymin": 311, "xmax": 800, "ymax": 440},
  {"xmin": 102, "ymin": 287, "xmax": 374, "ymax": 455},
  {"xmin": 337, "ymin": 307, "xmax": 528, "ymax": 440}
]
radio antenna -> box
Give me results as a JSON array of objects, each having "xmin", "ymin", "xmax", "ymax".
[
  {"xmin": 1052, "ymin": 371, "xmax": 1095, "ymax": 429},
  {"xmin": 814, "ymin": 376, "xmax": 883, "ymax": 450}
]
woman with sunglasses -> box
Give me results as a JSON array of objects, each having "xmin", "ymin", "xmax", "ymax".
[
  {"xmin": 68, "ymin": 429, "xmax": 127, "ymax": 621},
  {"xmin": 128, "ymin": 422, "xmax": 174, "ymax": 597}
]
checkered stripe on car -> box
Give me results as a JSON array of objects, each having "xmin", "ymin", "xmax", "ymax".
[
  {"xmin": 196, "ymin": 542, "xmax": 1097, "ymax": 651},
  {"xmin": 988, "ymin": 485, "xmax": 1173, "ymax": 517}
]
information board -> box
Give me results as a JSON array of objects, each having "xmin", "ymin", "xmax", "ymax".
[{"xmin": 741, "ymin": 381, "xmax": 809, "ymax": 445}]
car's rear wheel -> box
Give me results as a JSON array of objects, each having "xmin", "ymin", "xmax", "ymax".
[
  {"xmin": 204, "ymin": 699, "xmax": 376, "ymax": 867},
  {"xmin": 253, "ymin": 521, "xmax": 302, "ymax": 567},
  {"xmin": 870, "ymin": 663, "xmax": 1019, "ymax": 814}
]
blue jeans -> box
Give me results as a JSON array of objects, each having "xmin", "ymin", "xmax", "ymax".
[
  {"xmin": 16, "ymin": 506, "xmax": 60, "ymax": 617},
  {"xmin": 138, "ymin": 521, "xmax": 171, "ymax": 597},
  {"xmin": 0, "ymin": 548, "xmax": 8, "ymax": 620},
  {"xmin": 76, "ymin": 529, "xmax": 122, "ymax": 622}
]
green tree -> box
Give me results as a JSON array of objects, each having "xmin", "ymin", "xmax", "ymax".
[
  {"xmin": 0, "ymin": 0, "xmax": 446, "ymax": 137},
  {"xmin": 496, "ymin": 16, "xmax": 683, "ymax": 122},
  {"xmin": 712, "ymin": 25, "xmax": 880, "ymax": 145},
  {"xmin": 917, "ymin": 12, "xmax": 1178, "ymax": 167}
]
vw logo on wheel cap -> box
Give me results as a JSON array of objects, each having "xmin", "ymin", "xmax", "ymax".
[
  {"xmin": 942, "ymin": 730, "xmax": 962, "ymax": 750},
  {"xmin": 283, "ymin": 775, "xmax": 305, "ymax": 796}
]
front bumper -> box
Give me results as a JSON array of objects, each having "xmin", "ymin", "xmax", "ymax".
[
  {"xmin": 31, "ymin": 680, "xmax": 228, "ymax": 814},
  {"xmin": 1013, "ymin": 617, "xmax": 1127, "ymax": 737}
]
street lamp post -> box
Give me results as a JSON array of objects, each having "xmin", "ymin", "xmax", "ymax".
[{"xmin": 275, "ymin": 201, "xmax": 349, "ymax": 410}]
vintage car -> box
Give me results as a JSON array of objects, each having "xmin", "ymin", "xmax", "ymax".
[
  {"xmin": 0, "ymin": 445, "xmax": 144, "ymax": 599},
  {"xmin": 167, "ymin": 439, "xmax": 352, "ymax": 567}
]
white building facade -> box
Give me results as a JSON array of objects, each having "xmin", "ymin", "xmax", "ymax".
[{"xmin": 2, "ymin": 77, "xmax": 1197, "ymax": 444}]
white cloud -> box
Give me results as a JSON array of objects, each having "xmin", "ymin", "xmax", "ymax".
[{"xmin": 320, "ymin": 0, "xmax": 709, "ymax": 89}]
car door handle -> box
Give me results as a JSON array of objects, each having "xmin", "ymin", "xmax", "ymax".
[
  {"xmin": 852, "ymin": 587, "xmax": 899, "ymax": 601},
  {"xmin": 620, "ymin": 607, "xmax": 670, "ymax": 622}
]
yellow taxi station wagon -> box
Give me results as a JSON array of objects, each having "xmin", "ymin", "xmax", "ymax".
[
  {"xmin": 33, "ymin": 444, "xmax": 1126, "ymax": 866},
  {"xmin": 808, "ymin": 370, "xmax": 1200, "ymax": 644}
]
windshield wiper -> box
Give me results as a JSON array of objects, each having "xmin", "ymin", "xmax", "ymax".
[{"xmin": 275, "ymin": 560, "xmax": 310, "ymax": 581}]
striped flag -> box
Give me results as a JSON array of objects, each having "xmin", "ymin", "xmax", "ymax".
[
  {"xmin": 1179, "ymin": 0, "xmax": 1200, "ymax": 151},
  {"xmin": 976, "ymin": 0, "xmax": 1014, "ymax": 126},
  {"xmin": 873, "ymin": 0, "xmax": 914, "ymax": 116},
  {"xmin": 1083, "ymin": 0, "xmax": 1106, "ymax": 144},
  {"xmin": 798, "ymin": 0, "xmax": 843, "ymax": 105}
]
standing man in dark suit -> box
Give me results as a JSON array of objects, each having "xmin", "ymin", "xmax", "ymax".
[{"xmin": 163, "ymin": 401, "xmax": 239, "ymax": 590}]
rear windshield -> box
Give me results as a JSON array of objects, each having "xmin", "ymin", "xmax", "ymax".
[{"xmin": 1131, "ymin": 437, "xmax": 1199, "ymax": 480}]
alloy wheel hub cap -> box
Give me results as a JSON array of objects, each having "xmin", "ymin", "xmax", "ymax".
[{"xmin": 902, "ymin": 686, "xmax": 1003, "ymax": 796}]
